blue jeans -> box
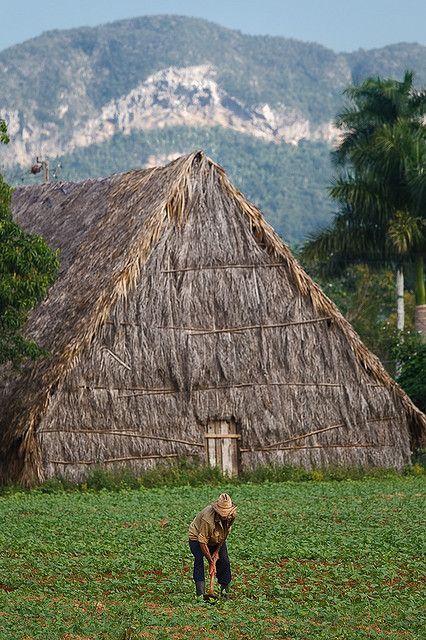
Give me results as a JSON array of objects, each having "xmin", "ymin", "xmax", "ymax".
[{"xmin": 188, "ymin": 540, "xmax": 231, "ymax": 586}]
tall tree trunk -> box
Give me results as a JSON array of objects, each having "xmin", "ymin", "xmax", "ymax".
[
  {"xmin": 395, "ymin": 266, "xmax": 405, "ymax": 378},
  {"xmin": 396, "ymin": 266, "xmax": 405, "ymax": 332},
  {"xmin": 414, "ymin": 255, "xmax": 426, "ymax": 338}
]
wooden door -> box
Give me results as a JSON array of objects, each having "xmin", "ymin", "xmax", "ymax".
[{"xmin": 205, "ymin": 420, "xmax": 240, "ymax": 477}]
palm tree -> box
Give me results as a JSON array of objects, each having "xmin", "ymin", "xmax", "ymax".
[
  {"xmin": 376, "ymin": 123, "xmax": 426, "ymax": 307},
  {"xmin": 302, "ymin": 71, "xmax": 426, "ymax": 334},
  {"xmin": 334, "ymin": 71, "xmax": 425, "ymax": 164}
]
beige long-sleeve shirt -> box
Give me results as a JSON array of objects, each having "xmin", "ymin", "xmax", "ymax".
[{"xmin": 188, "ymin": 505, "xmax": 233, "ymax": 545}]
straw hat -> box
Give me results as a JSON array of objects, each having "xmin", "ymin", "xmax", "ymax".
[{"xmin": 212, "ymin": 493, "xmax": 237, "ymax": 518}]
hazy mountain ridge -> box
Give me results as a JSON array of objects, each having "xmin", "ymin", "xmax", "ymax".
[{"xmin": 1, "ymin": 15, "xmax": 425, "ymax": 169}]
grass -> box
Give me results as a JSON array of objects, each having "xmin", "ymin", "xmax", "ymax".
[{"xmin": 0, "ymin": 476, "xmax": 425, "ymax": 639}]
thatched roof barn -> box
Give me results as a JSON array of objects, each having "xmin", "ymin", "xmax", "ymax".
[{"xmin": 1, "ymin": 151, "xmax": 425, "ymax": 485}]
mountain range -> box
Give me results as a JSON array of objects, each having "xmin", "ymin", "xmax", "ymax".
[{"xmin": 1, "ymin": 15, "xmax": 425, "ymax": 243}]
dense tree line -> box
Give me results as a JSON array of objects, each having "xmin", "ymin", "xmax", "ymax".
[{"xmin": 0, "ymin": 120, "xmax": 58, "ymax": 364}]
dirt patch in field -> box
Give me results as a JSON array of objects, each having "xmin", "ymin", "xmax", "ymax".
[
  {"xmin": 142, "ymin": 569, "xmax": 164, "ymax": 576},
  {"xmin": 61, "ymin": 635, "xmax": 95, "ymax": 640},
  {"xmin": 69, "ymin": 574, "xmax": 87, "ymax": 585},
  {"xmin": 38, "ymin": 575, "xmax": 57, "ymax": 586},
  {"xmin": 384, "ymin": 573, "xmax": 426, "ymax": 589},
  {"xmin": 355, "ymin": 625, "xmax": 411, "ymax": 636},
  {"xmin": 143, "ymin": 601, "xmax": 174, "ymax": 615},
  {"xmin": 138, "ymin": 627, "xmax": 227, "ymax": 640}
]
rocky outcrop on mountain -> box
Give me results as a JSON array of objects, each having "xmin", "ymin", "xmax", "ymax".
[
  {"xmin": 70, "ymin": 65, "xmax": 338, "ymax": 152},
  {"xmin": 1, "ymin": 64, "xmax": 338, "ymax": 167}
]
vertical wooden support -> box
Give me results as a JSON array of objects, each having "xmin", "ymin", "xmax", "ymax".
[{"xmin": 205, "ymin": 420, "xmax": 239, "ymax": 476}]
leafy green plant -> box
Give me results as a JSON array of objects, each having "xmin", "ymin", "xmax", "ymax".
[
  {"xmin": 2, "ymin": 459, "xmax": 423, "ymax": 497},
  {"xmin": 392, "ymin": 330, "xmax": 426, "ymax": 412},
  {"xmin": 0, "ymin": 124, "xmax": 59, "ymax": 364}
]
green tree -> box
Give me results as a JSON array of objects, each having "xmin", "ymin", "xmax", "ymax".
[
  {"xmin": 392, "ymin": 330, "xmax": 426, "ymax": 413},
  {"xmin": 300, "ymin": 259, "xmax": 414, "ymax": 373},
  {"xmin": 302, "ymin": 71, "xmax": 426, "ymax": 334},
  {"xmin": 0, "ymin": 121, "xmax": 59, "ymax": 364}
]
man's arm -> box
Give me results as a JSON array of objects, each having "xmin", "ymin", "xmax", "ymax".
[
  {"xmin": 211, "ymin": 543, "xmax": 222, "ymax": 562},
  {"xmin": 199, "ymin": 543, "xmax": 214, "ymax": 564},
  {"xmin": 211, "ymin": 519, "xmax": 234, "ymax": 562},
  {"xmin": 198, "ymin": 517, "xmax": 218, "ymax": 576}
]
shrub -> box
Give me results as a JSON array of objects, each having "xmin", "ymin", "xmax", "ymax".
[{"xmin": 392, "ymin": 331, "xmax": 426, "ymax": 413}]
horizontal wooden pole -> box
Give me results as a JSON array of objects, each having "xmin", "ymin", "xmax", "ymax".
[
  {"xmin": 240, "ymin": 443, "xmax": 391, "ymax": 452},
  {"xmin": 204, "ymin": 434, "xmax": 241, "ymax": 439},
  {"xmin": 159, "ymin": 317, "xmax": 333, "ymax": 335},
  {"xmin": 47, "ymin": 454, "xmax": 180, "ymax": 465},
  {"xmin": 118, "ymin": 390, "xmax": 176, "ymax": 397},
  {"xmin": 72, "ymin": 384, "xmax": 176, "ymax": 395},
  {"xmin": 161, "ymin": 263, "xmax": 285, "ymax": 274},
  {"xmin": 207, "ymin": 382, "xmax": 343, "ymax": 389},
  {"xmin": 41, "ymin": 429, "xmax": 204, "ymax": 447},
  {"xmin": 71, "ymin": 381, "xmax": 346, "ymax": 397}
]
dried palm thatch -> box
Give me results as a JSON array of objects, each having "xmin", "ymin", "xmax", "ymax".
[{"xmin": 1, "ymin": 151, "xmax": 425, "ymax": 485}]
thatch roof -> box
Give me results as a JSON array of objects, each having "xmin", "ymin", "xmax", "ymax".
[{"xmin": 1, "ymin": 151, "xmax": 425, "ymax": 484}]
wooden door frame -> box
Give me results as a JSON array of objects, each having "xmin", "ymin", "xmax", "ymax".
[{"xmin": 204, "ymin": 419, "xmax": 241, "ymax": 476}]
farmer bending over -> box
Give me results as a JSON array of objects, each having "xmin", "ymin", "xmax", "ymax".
[{"xmin": 188, "ymin": 493, "xmax": 237, "ymax": 599}]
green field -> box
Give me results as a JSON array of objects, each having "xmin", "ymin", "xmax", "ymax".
[{"xmin": 1, "ymin": 477, "xmax": 425, "ymax": 639}]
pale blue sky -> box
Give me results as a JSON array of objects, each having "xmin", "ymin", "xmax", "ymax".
[{"xmin": 1, "ymin": 0, "xmax": 425, "ymax": 52}]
